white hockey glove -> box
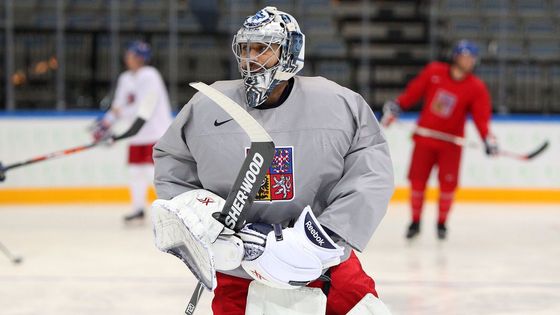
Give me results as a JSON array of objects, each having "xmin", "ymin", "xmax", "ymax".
[
  {"xmin": 89, "ymin": 111, "xmax": 117, "ymax": 143},
  {"xmin": 484, "ymin": 134, "xmax": 499, "ymax": 156},
  {"xmin": 90, "ymin": 119, "xmax": 113, "ymax": 143},
  {"xmin": 381, "ymin": 100, "xmax": 401, "ymax": 128},
  {"xmin": 151, "ymin": 189, "xmax": 244, "ymax": 291},
  {"xmin": 238, "ymin": 206, "xmax": 344, "ymax": 290}
]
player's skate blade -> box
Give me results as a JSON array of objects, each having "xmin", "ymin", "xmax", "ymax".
[
  {"xmin": 437, "ymin": 223, "xmax": 447, "ymax": 240},
  {"xmin": 406, "ymin": 222, "xmax": 420, "ymax": 239}
]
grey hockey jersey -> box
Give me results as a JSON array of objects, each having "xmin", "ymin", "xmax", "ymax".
[{"xmin": 153, "ymin": 76, "xmax": 394, "ymax": 277}]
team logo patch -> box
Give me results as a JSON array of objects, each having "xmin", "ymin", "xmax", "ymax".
[
  {"xmin": 127, "ymin": 93, "xmax": 135, "ymax": 105},
  {"xmin": 430, "ymin": 89, "xmax": 457, "ymax": 118},
  {"xmin": 248, "ymin": 146, "xmax": 295, "ymax": 201}
]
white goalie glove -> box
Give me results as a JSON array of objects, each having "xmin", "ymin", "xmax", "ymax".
[
  {"xmin": 151, "ymin": 189, "xmax": 244, "ymax": 291},
  {"xmin": 238, "ymin": 206, "xmax": 345, "ymax": 289}
]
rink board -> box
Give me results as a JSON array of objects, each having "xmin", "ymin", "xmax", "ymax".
[{"xmin": 1, "ymin": 113, "xmax": 559, "ymax": 203}]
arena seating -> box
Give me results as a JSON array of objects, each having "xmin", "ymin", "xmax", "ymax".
[{"xmin": 1, "ymin": 0, "xmax": 559, "ymax": 112}]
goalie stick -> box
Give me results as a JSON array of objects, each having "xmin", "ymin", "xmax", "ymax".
[
  {"xmin": 414, "ymin": 126, "xmax": 549, "ymax": 161},
  {"xmin": 184, "ymin": 82, "xmax": 276, "ymax": 315}
]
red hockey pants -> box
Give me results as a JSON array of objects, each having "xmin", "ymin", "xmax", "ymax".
[
  {"xmin": 211, "ymin": 250, "xmax": 378, "ymax": 315},
  {"xmin": 408, "ymin": 137, "xmax": 462, "ymax": 223}
]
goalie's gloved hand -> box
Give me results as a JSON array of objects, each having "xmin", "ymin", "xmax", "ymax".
[
  {"xmin": 484, "ymin": 134, "xmax": 499, "ymax": 156},
  {"xmin": 381, "ymin": 100, "xmax": 401, "ymax": 128},
  {"xmin": 237, "ymin": 206, "xmax": 344, "ymax": 289},
  {"xmin": 152, "ymin": 189, "xmax": 245, "ymax": 290}
]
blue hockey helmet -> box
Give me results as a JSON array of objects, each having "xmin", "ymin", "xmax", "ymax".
[
  {"xmin": 452, "ymin": 40, "xmax": 479, "ymax": 58},
  {"xmin": 127, "ymin": 40, "xmax": 152, "ymax": 62}
]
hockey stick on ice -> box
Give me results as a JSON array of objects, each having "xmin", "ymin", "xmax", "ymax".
[
  {"xmin": 0, "ymin": 241, "xmax": 23, "ymax": 265},
  {"xmin": 0, "ymin": 91, "xmax": 121, "ymax": 183},
  {"xmin": 414, "ymin": 126, "xmax": 549, "ymax": 161},
  {"xmin": 184, "ymin": 82, "xmax": 275, "ymax": 314},
  {"xmin": 0, "ymin": 114, "xmax": 152, "ymax": 183},
  {"xmin": 0, "ymin": 141, "xmax": 103, "ymax": 182}
]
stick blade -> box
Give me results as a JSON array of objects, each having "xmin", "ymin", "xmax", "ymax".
[{"xmin": 525, "ymin": 140, "xmax": 549, "ymax": 160}]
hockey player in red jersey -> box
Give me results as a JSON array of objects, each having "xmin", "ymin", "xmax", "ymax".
[{"xmin": 382, "ymin": 40, "xmax": 498, "ymax": 240}]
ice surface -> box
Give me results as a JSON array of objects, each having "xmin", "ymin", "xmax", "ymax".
[{"xmin": 1, "ymin": 202, "xmax": 559, "ymax": 314}]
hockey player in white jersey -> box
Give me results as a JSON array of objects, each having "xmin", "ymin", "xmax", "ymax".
[
  {"xmin": 152, "ymin": 7, "xmax": 393, "ymax": 315},
  {"xmin": 91, "ymin": 40, "xmax": 173, "ymax": 222}
]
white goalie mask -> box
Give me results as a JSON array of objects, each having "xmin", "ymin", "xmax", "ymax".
[{"xmin": 232, "ymin": 6, "xmax": 305, "ymax": 107}]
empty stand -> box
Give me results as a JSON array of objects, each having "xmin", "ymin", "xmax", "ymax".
[
  {"xmin": 1, "ymin": 0, "xmax": 559, "ymax": 112},
  {"xmin": 437, "ymin": 0, "xmax": 560, "ymax": 113}
]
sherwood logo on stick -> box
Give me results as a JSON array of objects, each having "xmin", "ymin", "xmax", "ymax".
[
  {"xmin": 187, "ymin": 82, "xmax": 275, "ymax": 315},
  {"xmin": 225, "ymin": 152, "xmax": 264, "ymax": 229}
]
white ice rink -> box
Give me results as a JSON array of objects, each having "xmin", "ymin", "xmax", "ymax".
[{"xmin": 1, "ymin": 202, "xmax": 559, "ymax": 315}]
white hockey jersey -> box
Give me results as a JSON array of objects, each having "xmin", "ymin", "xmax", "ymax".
[{"xmin": 112, "ymin": 66, "xmax": 173, "ymax": 145}]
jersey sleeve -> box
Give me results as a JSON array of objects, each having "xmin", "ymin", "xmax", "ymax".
[
  {"xmin": 470, "ymin": 80, "xmax": 492, "ymax": 139},
  {"xmin": 153, "ymin": 102, "xmax": 203, "ymax": 200},
  {"xmin": 396, "ymin": 63, "xmax": 433, "ymax": 109},
  {"xmin": 317, "ymin": 93, "xmax": 394, "ymax": 252}
]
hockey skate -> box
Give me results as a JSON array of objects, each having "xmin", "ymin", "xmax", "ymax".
[
  {"xmin": 406, "ymin": 222, "xmax": 420, "ymax": 239},
  {"xmin": 437, "ymin": 223, "xmax": 447, "ymax": 240},
  {"xmin": 124, "ymin": 209, "xmax": 145, "ymax": 223}
]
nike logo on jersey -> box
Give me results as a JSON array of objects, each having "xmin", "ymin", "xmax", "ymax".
[{"xmin": 214, "ymin": 118, "xmax": 233, "ymax": 126}]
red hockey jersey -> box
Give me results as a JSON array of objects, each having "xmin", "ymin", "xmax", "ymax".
[{"xmin": 396, "ymin": 61, "xmax": 492, "ymax": 139}]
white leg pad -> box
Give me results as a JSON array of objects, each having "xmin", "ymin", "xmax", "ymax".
[
  {"xmin": 346, "ymin": 293, "xmax": 392, "ymax": 315},
  {"xmin": 245, "ymin": 281, "xmax": 326, "ymax": 315}
]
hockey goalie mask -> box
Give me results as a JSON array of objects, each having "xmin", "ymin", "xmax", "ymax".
[{"xmin": 232, "ymin": 6, "xmax": 305, "ymax": 107}]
